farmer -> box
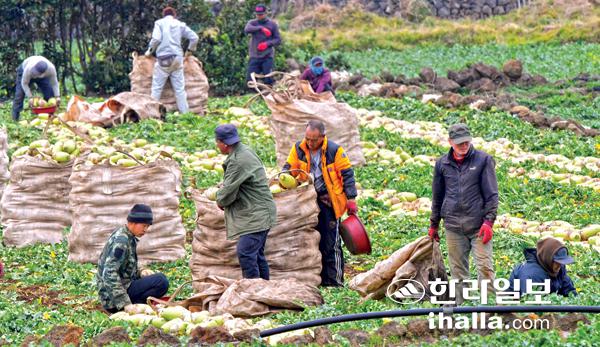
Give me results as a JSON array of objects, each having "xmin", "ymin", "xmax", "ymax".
[
  {"xmin": 300, "ymin": 56, "xmax": 333, "ymax": 93},
  {"xmin": 146, "ymin": 6, "xmax": 199, "ymax": 113},
  {"xmin": 244, "ymin": 3, "xmax": 281, "ymax": 86},
  {"xmin": 215, "ymin": 124, "xmax": 276, "ymax": 280},
  {"xmin": 283, "ymin": 120, "xmax": 358, "ymax": 286},
  {"xmin": 507, "ymin": 237, "xmax": 577, "ymax": 297},
  {"xmin": 429, "ymin": 123, "xmax": 498, "ymax": 305},
  {"xmin": 11, "ymin": 56, "xmax": 60, "ymax": 121},
  {"xmin": 96, "ymin": 204, "xmax": 169, "ymax": 313}
]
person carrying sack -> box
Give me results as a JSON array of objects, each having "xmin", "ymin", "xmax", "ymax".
[{"xmin": 146, "ymin": 6, "xmax": 199, "ymax": 114}]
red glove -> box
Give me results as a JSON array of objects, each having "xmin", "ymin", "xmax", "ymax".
[
  {"xmin": 217, "ymin": 204, "xmax": 224, "ymax": 211},
  {"xmin": 428, "ymin": 226, "xmax": 440, "ymax": 242},
  {"xmin": 479, "ymin": 220, "xmax": 494, "ymax": 244},
  {"xmin": 261, "ymin": 27, "xmax": 272, "ymax": 37},
  {"xmin": 257, "ymin": 42, "xmax": 268, "ymax": 51},
  {"xmin": 346, "ymin": 200, "xmax": 358, "ymax": 215}
]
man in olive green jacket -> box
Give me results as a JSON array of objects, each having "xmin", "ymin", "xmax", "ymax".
[{"xmin": 215, "ymin": 124, "xmax": 277, "ymax": 280}]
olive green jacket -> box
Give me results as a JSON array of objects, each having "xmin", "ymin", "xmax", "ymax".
[{"xmin": 217, "ymin": 143, "xmax": 276, "ymax": 240}]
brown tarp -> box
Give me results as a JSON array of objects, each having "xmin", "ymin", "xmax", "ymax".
[
  {"xmin": 62, "ymin": 92, "xmax": 165, "ymax": 127},
  {"xmin": 129, "ymin": 53, "xmax": 209, "ymax": 115},
  {"xmin": 189, "ymin": 181, "xmax": 322, "ymax": 289},
  {"xmin": 349, "ymin": 236, "xmax": 449, "ymax": 302},
  {"xmin": 67, "ymin": 158, "xmax": 185, "ymax": 264},
  {"xmin": 152, "ymin": 277, "xmax": 324, "ymax": 317},
  {"xmin": 1, "ymin": 155, "xmax": 73, "ymax": 247}
]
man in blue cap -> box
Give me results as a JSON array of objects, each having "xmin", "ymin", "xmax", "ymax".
[
  {"xmin": 12, "ymin": 56, "xmax": 60, "ymax": 121},
  {"xmin": 96, "ymin": 204, "xmax": 170, "ymax": 313},
  {"xmin": 507, "ymin": 237, "xmax": 577, "ymax": 297},
  {"xmin": 244, "ymin": 3, "xmax": 281, "ymax": 86},
  {"xmin": 215, "ymin": 124, "xmax": 277, "ymax": 279},
  {"xmin": 300, "ymin": 57, "xmax": 333, "ymax": 94}
]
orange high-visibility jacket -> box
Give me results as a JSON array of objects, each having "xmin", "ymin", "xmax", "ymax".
[{"xmin": 283, "ymin": 136, "xmax": 357, "ymax": 219}]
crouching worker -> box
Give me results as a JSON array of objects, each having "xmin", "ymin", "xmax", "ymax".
[
  {"xmin": 507, "ymin": 237, "xmax": 576, "ymax": 297},
  {"xmin": 300, "ymin": 56, "xmax": 333, "ymax": 94},
  {"xmin": 96, "ymin": 204, "xmax": 169, "ymax": 313}
]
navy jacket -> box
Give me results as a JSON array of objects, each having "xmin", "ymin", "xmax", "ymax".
[
  {"xmin": 244, "ymin": 18, "xmax": 281, "ymax": 59},
  {"xmin": 508, "ymin": 248, "xmax": 577, "ymax": 297},
  {"xmin": 430, "ymin": 146, "xmax": 498, "ymax": 234}
]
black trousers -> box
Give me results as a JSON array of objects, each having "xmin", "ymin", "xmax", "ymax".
[
  {"xmin": 105, "ymin": 273, "xmax": 169, "ymax": 313},
  {"xmin": 317, "ymin": 200, "xmax": 344, "ymax": 286}
]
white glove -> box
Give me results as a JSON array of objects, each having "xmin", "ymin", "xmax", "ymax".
[
  {"xmin": 144, "ymin": 49, "xmax": 152, "ymax": 57},
  {"xmin": 140, "ymin": 269, "xmax": 155, "ymax": 277}
]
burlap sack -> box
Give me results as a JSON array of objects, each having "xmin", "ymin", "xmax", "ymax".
[
  {"xmin": 152, "ymin": 277, "xmax": 324, "ymax": 317},
  {"xmin": 349, "ymin": 236, "xmax": 448, "ymax": 301},
  {"xmin": 0, "ymin": 129, "xmax": 9, "ymax": 204},
  {"xmin": 264, "ymin": 83, "xmax": 365, "ymax": 166},
  {"xmin": 67, "ymin": 158, "xmax": 185, "ymax": 264},
  {"xmin": 129, "ymin": 53, "xmax": 209, "ymax": 115},
  {"xmin": 62, "ymin": 93, "xmax": 165, "ymax": 127},
  {"xmin": 1, "ymin": 155, "xmax": 73, "ymax": 247},
  {"xmin": 189, "ymin": 180, "xmax": 322, "ymax": 288}
]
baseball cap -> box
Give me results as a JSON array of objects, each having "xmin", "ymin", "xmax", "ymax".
[
  {"xmin": 215, "ymin": 124, "xmax": 241, "ymax": 145},
  {"xmin": 255, "ymin": 4, "xmax": 267, "ymax": 14},
  {"xmin": 448, "ymin": 123, "xmax": 472, "ymax": 144},
  {"xmin": 553, "ymin": 247, "xmax": 574, "ymax": 265}
]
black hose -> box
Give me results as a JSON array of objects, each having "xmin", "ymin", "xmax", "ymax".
[{"xmin": 260, "ymin": 305, "xmax": 600, "ymax": 338}]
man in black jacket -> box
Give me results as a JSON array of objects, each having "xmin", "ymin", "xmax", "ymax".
[{"xmin": 429, "ymin": 123, "xmax": 499, "ymax": 305}]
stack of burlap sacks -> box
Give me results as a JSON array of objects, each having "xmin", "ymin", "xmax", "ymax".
[
  {"xmin": 129, "ymin": 53, "xmax": 210, "ymax": 115},
  {"xmin": 189, "ymin": 180, "xmax": 323, "ymax": 289},
  {"xmin": 1, "ymin": 149, "xmax": 186, "ymax": 265},
  {"xmin": 259, "ymin": 78, "xmax": 366, "ymax": 167}
]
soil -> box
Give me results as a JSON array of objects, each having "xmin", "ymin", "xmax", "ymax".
[
  {"xmin": 90, "ymin": 326, "xmax": 131, "ymax": 346},
  {"xmin": 137, "ymin": 326, "xmax": 180, "ymax": 347},
  {"xmin": 188, "ymin": 326, "xmax": 236, "ymax": 345}
]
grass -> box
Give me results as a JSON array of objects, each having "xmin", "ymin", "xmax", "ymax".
[{"xmin": 283, "ymin": 1, "xmax": 600, "ymax": 52}]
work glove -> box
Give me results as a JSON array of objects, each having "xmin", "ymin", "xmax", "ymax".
[
  {"xmin": 261, "ymin": 27, "xmax": 272, "ymax": 37},
  {"xmin": 217, "ymin": 204, "xmax": 224, "ymax": 211},
  {"xmin": 346, "ymin": 199, "xmax": 358, "ymax": 216},
  {"xmin": 144, "ymin": 49, "xmax": 152, "ymax": 57},
  {"xmin": 478, "ymin": 220, "xmax": 494, "ymax": 244},
  {"xmin": 140, "ymin": 268, "xmax": 155, "ymax": 277},
  {"xmin": 428, "ymin": 226, "xmax": 440, "ymax": 242},
  {"xmin": 257, "ymin": 42, "xmax": 268, "ymax": 51}
]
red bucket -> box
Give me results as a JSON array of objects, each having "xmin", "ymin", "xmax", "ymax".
[
  {"xmin": 339, "ymin": 215, "xmax": 372, "ymax": 255},
  {"xmin": 32, "ymin": 105, "xmax": 57, "ymax": 115}
]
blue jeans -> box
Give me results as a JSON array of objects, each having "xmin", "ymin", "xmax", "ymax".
[
  {"xmin": 237, "ymin": 230, "xmax": 270, "ymax": 280},
  {"xmin": 246, "ymin": 57, "xmax": 274, "ymax": 86},
  {"xmin": 446, "ymin": 230, "xmax": 495, "ymax": 305},
  {"xmin": 12, "ymin": 64, "xmax": 55, "ymax": 120}
]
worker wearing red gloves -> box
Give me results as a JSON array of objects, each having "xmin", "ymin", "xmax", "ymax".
[
  {"xmin": 283, "ymin": 120, "xmax": 358, "ymax": 287},
  {"xmin": 244, "ymin": 4, "xmax": 281, "ymax": 86},
  {"xmin": 429, "ymin": 123, "xmax": 498, "ymax": 305}
]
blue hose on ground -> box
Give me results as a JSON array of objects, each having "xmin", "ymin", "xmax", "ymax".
[{"xmin": 260, "ymin": 305, "xmax": 600, "ymax": 338}]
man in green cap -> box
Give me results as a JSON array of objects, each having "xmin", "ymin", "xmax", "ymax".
[
  {"xmin": 429, "ymin": 123, "xmax": 498, "ymax": 305},
  {"xmin": 215, "ymin": 124, "xmax": 277, "ymax": 280}
]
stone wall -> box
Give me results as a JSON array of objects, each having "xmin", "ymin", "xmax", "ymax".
[
  {"xmin": 428, "ymin": 0, "xmax": 533, "ymax": 19},
  {"xmin": 270, "ymin": 0, "xmax": 533, "ymax": 19}
]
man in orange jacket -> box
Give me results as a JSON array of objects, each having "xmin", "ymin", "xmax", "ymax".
[{"xmin": 283, "ymin": 120, "xmax": 358, "ymax": 286}]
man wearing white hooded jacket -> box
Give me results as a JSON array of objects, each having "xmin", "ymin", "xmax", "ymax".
[{"xmin": 146, "ymin": 6, "xmax": 199, "ymax": 113}]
